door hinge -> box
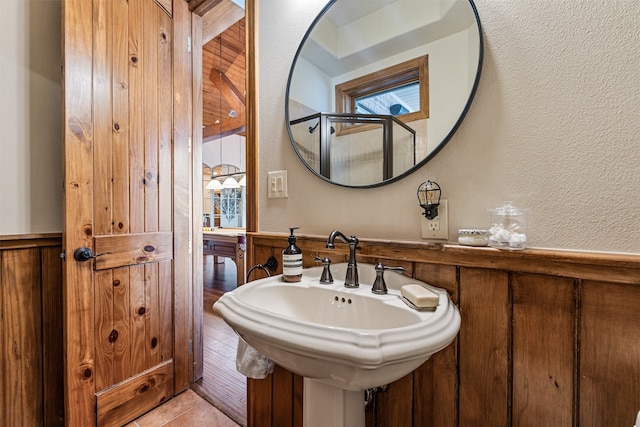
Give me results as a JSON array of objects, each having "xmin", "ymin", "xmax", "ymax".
[
  {"xmin": 60, "ymin": 249, "xmax": 66, "ymax": 261},
  {"xmin": 187, "ymin": 35, "xmax": 191, "ymax": 53},
  {"xmin": 189, "ymin": 338, "xmax": 193, "ymax": 354},
  {"xmin": 188, "ymin": 136, "xmax": 192, "ymax": 153},
  {"xmin": 188, "ymin": 237, "xmax": 192, "ymax": 255}
]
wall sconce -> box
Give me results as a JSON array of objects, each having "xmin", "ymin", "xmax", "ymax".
[{"xmin": 417, "ymin": 180, "xmax": 441, "ymax": 220}]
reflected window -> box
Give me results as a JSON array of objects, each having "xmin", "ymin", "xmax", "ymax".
[
  {"xmin": 335, "ymin": 54, "xmax": 429, "ymax": 134},
  {"xmin": 355, "ymin": 81, "xmax": 420, "ymax": 116}
]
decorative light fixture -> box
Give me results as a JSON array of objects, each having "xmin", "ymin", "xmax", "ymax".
[
  {"xmin": 417, "ymin": 180, "xmax": 441, "ymax": 220},
  {"xmin": 206, "ymin": 178, "xmax": 223, "ymax": 190},
  {"xmin": 238, "ymin": 174, "xmax": 246, "ymax": 186},
  {"xmin": 212, "ymin": 28, "xmax": 245, "ymax": 193},
  {"xmin": 222, "ymin": 176, "xmax": 240, "ymax": 189}
]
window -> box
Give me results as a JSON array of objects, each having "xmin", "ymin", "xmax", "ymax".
[
  {"xmin": 335, "ymin": 55, "xmax": 428, "ymax": 135},
  {"xmin": 205, "ymin": 164, "xmax": 245, "ymax": 228},
  {"xmin": 354, "ymin": 81, "xmax": 420, "ymax": 116}
]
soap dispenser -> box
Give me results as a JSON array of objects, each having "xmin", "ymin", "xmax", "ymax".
[{"xmin": 282, "ymin": 227, "xmax": 303, "ymax": 282}]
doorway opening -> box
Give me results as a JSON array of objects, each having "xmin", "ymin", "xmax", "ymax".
[
  {"xmin": 198, "ymin": 257, "xmax": 246, "ymax": 426},
  {"xmin": 194, "ymin": 9, "xmax": 248, "ymax": 427}
]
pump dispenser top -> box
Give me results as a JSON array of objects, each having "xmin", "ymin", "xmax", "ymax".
[{"xmin": 282, "ymin": 227, "xmax": 302, "ymax": 282}]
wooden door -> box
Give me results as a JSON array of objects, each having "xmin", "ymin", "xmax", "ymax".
[{"xmin": 62, "ymin": 0, "xmax": 193, "ymax": 425}]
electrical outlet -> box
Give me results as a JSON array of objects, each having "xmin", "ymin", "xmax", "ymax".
[
  {"xmin": 421, "ymin": 199, "xmax": 448, "ymax": 240},
  {"xmin": 427, "ymin": 215, "xmax": 440, "ymax": 231}
]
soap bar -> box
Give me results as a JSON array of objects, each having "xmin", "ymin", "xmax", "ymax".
[{"xmin": 401, "ymin": 284, "xmax": 439, "ymax": 308}]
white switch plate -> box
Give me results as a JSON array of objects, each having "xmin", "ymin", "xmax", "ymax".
[
  {"xmin": 421, "ymin": 199, "xmax": 448, "ymax": 240},
  {"xmin": 267, "ymin": 170, "xmax": 288, "ymax": 198}
]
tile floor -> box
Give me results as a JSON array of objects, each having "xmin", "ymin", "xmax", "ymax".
[{"xmin": 125, "ymin": 389, "xmax": 239, "ymax": 427}]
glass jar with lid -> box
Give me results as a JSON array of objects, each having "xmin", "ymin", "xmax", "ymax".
[{"xmin": 488, "ymin": 203, "xmax": 527, "ymax": 250}]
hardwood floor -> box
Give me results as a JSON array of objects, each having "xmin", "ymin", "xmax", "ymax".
[{"xmin": 193, "ymin": 256, "xmax": 247, "ymax": 426}]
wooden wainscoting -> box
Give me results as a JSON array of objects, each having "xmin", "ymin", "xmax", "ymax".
[
  {"xmin": 245, "ymin": 232, "xmax": 640, "ymax": 427},
  {"xmin": 0, "ymin": 234, "xmax": 64, "ymax": 426}
]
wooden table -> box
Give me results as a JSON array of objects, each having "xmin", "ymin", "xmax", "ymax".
[{"xmin": 203, "ymin": 228, "xmax": 246, "ymax": 286}]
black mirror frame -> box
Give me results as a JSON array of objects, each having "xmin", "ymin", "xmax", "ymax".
[{"xmin": 285, "ymin": 0, "xmax": 484, "ymax": 189}]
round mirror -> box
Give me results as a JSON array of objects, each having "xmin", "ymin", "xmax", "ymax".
[{"xmin": 285, "ymin": 0, "xmax": 483, "ymax": 188}]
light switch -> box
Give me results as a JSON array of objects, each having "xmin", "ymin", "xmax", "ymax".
[{"xmin": 267, "ymin": 170, "xmax": 288, "ymax": 198}]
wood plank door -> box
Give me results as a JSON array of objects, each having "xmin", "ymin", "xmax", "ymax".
[{"xmin": 62, "ymin": 1, "xmax": 193, "ymax": 425}]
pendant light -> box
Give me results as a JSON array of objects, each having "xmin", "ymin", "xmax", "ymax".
[
  {"xmin": 222, "ymin": 175, "xmax": 240, "ymax": 189},
  {"xmin": 217, "ymin": 34, "xmax": 225, "ymax": 179},
  {"xmin": 206, "ymin": 178, "xmax": 223, "ymax": 190}
]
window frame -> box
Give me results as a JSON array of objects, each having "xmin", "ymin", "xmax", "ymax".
[{"xmin": 334, "ymin": 55, "xmax": 429, "ymax": 136}]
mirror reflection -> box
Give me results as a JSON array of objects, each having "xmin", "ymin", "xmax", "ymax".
[{"xmin": 286, "ymin": 0, "xmax": 483, "ymax": 188}]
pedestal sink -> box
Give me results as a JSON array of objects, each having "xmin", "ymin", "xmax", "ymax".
[{"xmin": 213, "ymin": 263, "xmax": 460, "ymax": 427}]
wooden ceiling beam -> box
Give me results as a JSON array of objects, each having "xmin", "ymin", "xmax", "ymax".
[
  {"xmin": 201, "ymin": 9, "xmax": 246, "ymax": 133},
  {"xmin": 202, "ymin": 0, "xmax": 244, "ymax": 45},
  {"xmin": 210, "ymin": 67, "xmax": 245, "ymax": 106},
  {"xmin": 203, "ymin": 124, "xmax": 246, "ymax": 141},
  {"xmin": 188, "ymin": 0, "xmax": 223, "ymax": 16}
]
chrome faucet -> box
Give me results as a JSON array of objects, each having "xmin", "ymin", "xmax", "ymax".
[{"xmin": 325, "ymin": 230, "xmax": 359, "ymax": 288}]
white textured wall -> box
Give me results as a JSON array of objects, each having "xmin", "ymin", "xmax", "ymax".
[
  {"xmin": 3, "ymin": 0, "xmax": 639, "ymax": 254},
  {"xmin": 0, "ymin": 0, "xmax": 62, "ymax": 234},
  {"xmin": 258, "ymin": 0, "xmax": 640, "ymax": 254}
]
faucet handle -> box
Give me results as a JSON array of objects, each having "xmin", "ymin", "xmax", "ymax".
[
  {"xmin": 374, "ymin": 262, "xmax": 406, "ymax": 274},
  {"xmin": 372, "ymin": 262, "xmax": 406, "ymax": 295},
  {"xmin": 315, "ymin": 256, "xmax": 334, "ymax": 284}
]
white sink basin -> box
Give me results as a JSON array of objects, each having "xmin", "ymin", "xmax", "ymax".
[{"xmin": 213, "ymin": 262, "xmax": 460, "ymax": 391}]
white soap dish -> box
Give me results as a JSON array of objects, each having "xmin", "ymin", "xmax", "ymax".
[{"xmin": 401, "ymin": 295, "xmax": 438, "ymax": 312}]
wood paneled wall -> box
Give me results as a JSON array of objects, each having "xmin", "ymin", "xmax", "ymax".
[
  {"xmin": 7, "ymin": 231, "xmax": 637, "ymax": 426},
  {"xmin": 246, "ymin": 233, "xmax": 640, "ymax": 427},
  {"xmin": 0, "ymin": 234, "xmax": 63, "ymax": 426}
]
